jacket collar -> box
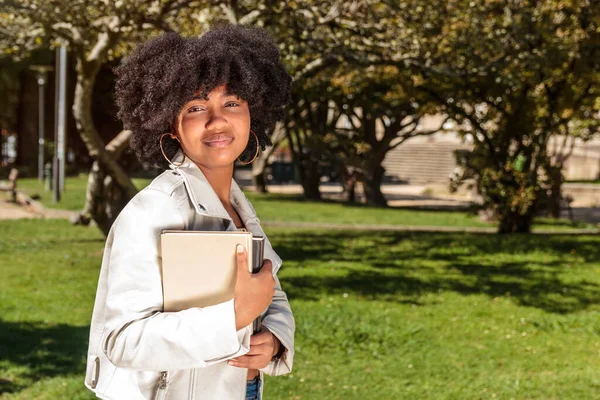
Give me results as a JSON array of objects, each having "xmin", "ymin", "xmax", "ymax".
[
  {"xmin": 168, "ymin": 151, "xmax": 257, "ymax": 224},
  {"xmin": 169, "ymin": 152, "xmax": 283, "ymax": 272}
]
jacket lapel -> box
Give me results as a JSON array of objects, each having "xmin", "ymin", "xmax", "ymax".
[
  {"xmin": 169, "ymin": 151, "xmax": 282, "ymax": 271},
  {"xmin": 170, "ymin": 151, "xmax": 236, "ymax": 220}
]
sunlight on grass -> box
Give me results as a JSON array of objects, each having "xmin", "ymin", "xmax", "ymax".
[
  {"xmin": 1, "ymin": 220, "xmax": 599, "ymax": 399},
  {"xmin": 13, "ymin": 176, "xmax": 596, "ymax": 232}
]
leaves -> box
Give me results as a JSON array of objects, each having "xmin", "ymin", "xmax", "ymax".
[{"xmin": 412, "ymin": 0, "xmax": 600, "ymax": 232}]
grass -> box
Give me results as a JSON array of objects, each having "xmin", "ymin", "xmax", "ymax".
[
  {"xmin": 1, "ymin": 219, "xmax": 600, "ymax": 399},
  {"xmin": 16, "ymin": 174, "xmax": 151, "ymax": 212},
  {"xmin": 14, "ymin": 176, "xmax": 598, "ymax": 232}
]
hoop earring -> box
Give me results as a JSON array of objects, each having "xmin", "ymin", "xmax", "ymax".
[
  {"xmin": 160, "ymin": 133, "xmax": 185, "ymax": 167},
  {"xmin": 238, "ymin": 130, "xmax": 260, "ymax": 165}
]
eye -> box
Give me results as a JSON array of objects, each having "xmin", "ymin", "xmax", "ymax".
[
  {"xmin": 225, "ymin": 101, "xmax": 240, "ymax": 107},
  {"xmin": 187, "ymin": 105, "xmax": 205, "ymax": 113}
]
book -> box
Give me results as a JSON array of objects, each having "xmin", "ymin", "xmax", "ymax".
[
  {"xmin": 160, "ymin": 230, "xmax": 266, "ymax": 334},
  {"xmin": 160, "ymin": 230, "xmax": 253, "ymax": 312},
  {"xmin": 251, "ymin": 236, "xmax": 265, "ymax": 334}
]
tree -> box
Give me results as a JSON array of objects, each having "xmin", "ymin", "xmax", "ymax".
[
  {"xmin": 268, "ymin": 0, "xmax": 429, "ymax": 201},
  {"xmin": 1, "ymin": 0, "xmax": 211, "ymax": 233},
  {"xmin": 250, "ymin": 122, "xmax": 285, "ymax": 193},
  {"xmin": 543, "ymin": 116, "xmax": 598, "ymax": 218},
  {"xmin": 325, "ymin": 65, "xmax": 447, "ymax": 206},
  {"xmin": 414, "ymin": 0, "xmax": 600, "ymax": 233}
]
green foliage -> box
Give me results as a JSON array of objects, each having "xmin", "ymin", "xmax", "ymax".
[
  {"xmin": 417, "ymin": 0, "xmax": 600, "ymax": 232},
  {"xmin": 272, "ymin": 2, "xmax": 446, "ymax": 204},
  {"xmin": 2, "ymin": 1, "xmax": 597, "ymax": 230},
  {"xmin": 1, "ymin": 219, "xmax": 600, "ymax": 398},
  {"xmin": 0, "ymin": 0, "xmax": 207, "ymax": 59}
]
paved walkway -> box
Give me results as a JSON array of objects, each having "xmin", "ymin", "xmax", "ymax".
[
  {"xmin": 0, "ymin": 197, "xmax": 75, "ymax": 220},
  {"xmin": 0, "ymin": 200, "xmax": 37, "ymax": 220}
]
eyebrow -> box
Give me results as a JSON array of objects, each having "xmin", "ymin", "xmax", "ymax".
[{"xmin": 190, "ymin": 91, "xmax": 241, "ymax": 101}]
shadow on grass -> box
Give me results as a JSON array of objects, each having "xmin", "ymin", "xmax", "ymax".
[
  {"xmin": 272, "ymin": 230, "xmax": 600, "ymax": 314},
  {"xmin": 0, "ymin": 320, "xmax": 88, "ymax": 394}
]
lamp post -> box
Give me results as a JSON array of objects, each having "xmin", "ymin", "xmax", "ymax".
[
  {"xmin": 29, "ymin": 65, "xmax": 54, "ymax": 183},
  {"xmin": 53, "ymin": 43, "xmax": 67, "ymax": 202}
]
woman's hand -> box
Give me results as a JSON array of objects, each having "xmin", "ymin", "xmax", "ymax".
[
  {"xmin": 233, "ymin": 245, "xmax": 275, "ymax": 330},
  {"xmin": 227, "ymin": 329, "xmax": 281, "ymax": 369}
]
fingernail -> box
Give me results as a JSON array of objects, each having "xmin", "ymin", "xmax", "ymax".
[{"xmin": 237, "ymin": 244, "xmax": 244, "ymax": 253}]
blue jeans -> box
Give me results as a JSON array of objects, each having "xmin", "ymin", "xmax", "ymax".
[{"xmin": 245, "ymin": 375, "xmax": 261, "ymax": 400}]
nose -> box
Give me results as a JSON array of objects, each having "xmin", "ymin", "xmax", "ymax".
[{"xmin": 205, "ymin": 108, "xmax": 228, "ymax": 132}]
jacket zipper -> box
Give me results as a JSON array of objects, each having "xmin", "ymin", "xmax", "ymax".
[
  {"xmin": 155, "ymin": 371, "xmax": 168, "ymax": 400},
  {"xmin": 189, "ymin": 369, "xmax": 196, "ymax": 400}
]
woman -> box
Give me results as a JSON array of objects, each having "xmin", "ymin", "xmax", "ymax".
[{"xmin": 84, "ymin": 25, "xmax": 295, "ymax": 400}]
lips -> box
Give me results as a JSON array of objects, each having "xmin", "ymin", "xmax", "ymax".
[{"xmin": 203, "ymin": 133, "xmax": 234, "ymax": 147}]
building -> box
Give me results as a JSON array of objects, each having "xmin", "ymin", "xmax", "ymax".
[{"xmin": 383, "ymin": 116, "xmax": 600, "ymax": 185}]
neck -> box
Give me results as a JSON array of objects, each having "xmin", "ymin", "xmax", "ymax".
[{"xmin": 196, "ymin": 163, "xmax": 234, "ymax": 206}]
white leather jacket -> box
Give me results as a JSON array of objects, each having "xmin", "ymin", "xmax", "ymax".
[{"xmin": 84, "ymin": 154, "xmax": 295, "ymax": 399}]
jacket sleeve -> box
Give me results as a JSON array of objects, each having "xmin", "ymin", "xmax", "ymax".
[
  {"xmin": 259, "ymin": 275, "xmax": 295, "ymax": 376},
  {"xmin": 101, "ymin": 188, "xmax": 251, "ymax": 371}
]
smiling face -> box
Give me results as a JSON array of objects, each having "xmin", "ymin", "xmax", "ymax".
[{"xmin": 173, "ymin": 85, "xmax": 251, "ymax": 170}]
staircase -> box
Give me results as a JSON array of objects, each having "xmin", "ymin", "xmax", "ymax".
[{"xmin": 383, "ymin": 141, "xmax": 473, "ymax": 184}]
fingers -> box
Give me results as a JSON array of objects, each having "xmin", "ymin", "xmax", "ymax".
[
  {"xmin": 246, "ymin": 343, "xmax": 268, "ymax": 355},
  {"xmin": 260, "ymin": 259, "xmax": 273, "ymax": 275},
  {"xmin": 236, "ymin": 244, "xmax": 249, "ymax": 275},
  {"xmin": 259, "ymin": 261, "xmax": 275, "ymax": 292},
  {"xmin": 250, "ymin": 330, "xmax": 272, "ymax": 346},
  {"xmin": 228, "ymin": 354, "xmax": 270, "ymax": 369}
]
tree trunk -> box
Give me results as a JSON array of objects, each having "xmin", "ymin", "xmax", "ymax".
[
  {"xmin": 361, "ymin": 164, "xmax": 387, "ymax": 207},
  {"xmin": 250, "ymin": 123, "xmax": 285, "ymax": 193},
  {"xmin": 299, "ymin": 159, "xmax": 321, "ymax": 200},
  {"xmin": 251, "ymin": 144, "xmax": 270, "ymax": 193},
  {"xmin": 252, "ymin": 171, "xmax": 268, "ymax": 193},
  {"xmin": 286, "ymin": 128, "xmax": 322, "ymax": 200},
  {"xmin": 71, "ymin": 160, "xmax": 128, "ymax": 235},
  {"xmin": 497, "ymin": 208, "xmax": 535, "ymax": 234},
  {"xmin": 340, "ymin": 166, "xmax": 357, "ymax": 203},
  {"xmin": 546, "ymin": 166, "xmax": 563, "ymax": 219},
  {"xmin": 71, "ymin": 56, "xmax": 137, "ymax": 233}
]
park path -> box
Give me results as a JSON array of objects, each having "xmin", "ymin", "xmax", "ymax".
[
  {"xmin": 0, "ymin": 200, "xmax": 36, "ymax": 220},
  {"xmin": 0, "ymin": 198, "xmax": 74, "ymax": 220}
]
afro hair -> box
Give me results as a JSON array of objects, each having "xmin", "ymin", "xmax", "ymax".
[{"xmin": 114, "ymin": 25, "xmax": 292, "ymax": 168}]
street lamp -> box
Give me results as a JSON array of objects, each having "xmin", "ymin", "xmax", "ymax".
[
  {"xmin": 54, "ymin": 43, "xmax": 68, "ymax": 202},
  {"xmin": 29, "ymin": 65, "xmax": 54, "ymax": 183}
]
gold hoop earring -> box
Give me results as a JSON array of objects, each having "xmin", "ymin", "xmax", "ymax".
[
  {"xmin": 238, "ymin": 130, "xmax": 260, "ymax": 165},
  {"xmin": 160, "ymin": 133, "xmax": 185, "ymax": 167}
]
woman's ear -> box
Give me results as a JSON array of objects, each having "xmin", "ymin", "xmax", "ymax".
[
  {"xmin": 169, "ymin": 122, "xmax": 180, "ymax": 142},
  {"xmin": 169, "ymin": 117, "xmax": 180, "ymax": 141}
]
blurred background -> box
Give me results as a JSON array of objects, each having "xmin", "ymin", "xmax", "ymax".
[{"xmin": 0, "ymin": 1, "xmax": 599, "ymax": 399}]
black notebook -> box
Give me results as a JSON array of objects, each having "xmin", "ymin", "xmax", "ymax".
[{"xmin": 252, "ymin": 236, "xmax": 265, "ymax": 334}]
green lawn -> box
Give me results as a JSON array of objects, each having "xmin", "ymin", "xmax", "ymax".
[
  {"xmin": 14, "ymin": 176, "xmax": 597, "ymax": 232},
  {"xmin": 1, "ymin": 219, "xmax": 599, "ymax": 399},
  {"xmin": 16, "ymin": 174, "xmax": 151, "ymax": 212}
]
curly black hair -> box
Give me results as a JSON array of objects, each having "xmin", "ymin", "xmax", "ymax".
[{"xmin": 114, "ymin": 25, "xmax": 292, "ymax": 168}]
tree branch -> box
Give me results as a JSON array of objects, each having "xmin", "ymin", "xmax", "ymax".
[{"xmin": 105, "ymin": 129, "xmax": 132, "ymax": 158}]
